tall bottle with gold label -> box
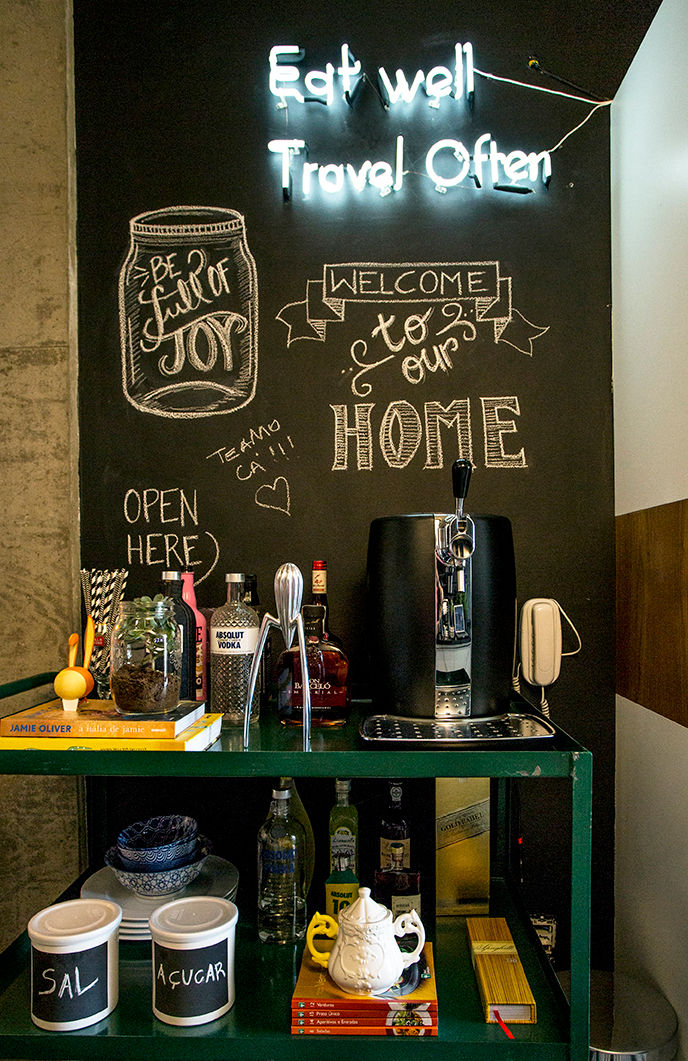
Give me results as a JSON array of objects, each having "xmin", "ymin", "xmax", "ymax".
[{"xmin": 328, "ymin": 778, "xmax": 358, "ymax": 875}]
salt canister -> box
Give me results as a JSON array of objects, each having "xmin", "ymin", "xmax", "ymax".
[
  {"xmin": 149, "ymin": 896, "xmax": 238, "ymax": 1026},
  {"xmin": 28, "ymin": 898, "xmax": 122, "ymax": 1031}
]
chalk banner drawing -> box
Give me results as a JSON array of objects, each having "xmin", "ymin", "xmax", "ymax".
[
  {"xmin": 119, "ymin": 206, "xmax": 258, "ymax": 419},
  {"xmin": 277, "ymin": 261, "xmax": 548, "ymax": 376}
]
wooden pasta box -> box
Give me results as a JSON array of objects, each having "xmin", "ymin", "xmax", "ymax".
[{"xmin": 466, "ymin": 917, "xmax": 536, "ymax": 1024}]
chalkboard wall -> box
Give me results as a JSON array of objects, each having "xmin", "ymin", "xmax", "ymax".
[{"xmin": 74, "ymin": 0, "xmax": 615, "ymax": 965}]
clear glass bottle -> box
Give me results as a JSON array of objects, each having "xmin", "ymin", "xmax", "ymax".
[
  {"xmin": 244, "ymin": 573, "xmax": 272, "ymax": 706},
  {"xmin": 181, "ymin": 571, "xmax": 207, "ymax": 703},
  {"xmin": 276, "ymin": 604, "xmax": 350, "ymax": 726},
  {"xmin": 379, "ymin": 779, "xmax": 411, "ymax": 868},
  {"xmin": 280, "ymin": 776, "xmax": 315, "ymax": 898},
  {"xmin": 161, "ymin": 571, "xmax": 196, "ymax": 702},
  {"xmin": 325, "ymin": 852, "xmax": 359, "ymax": 919},
  {"xmin": 210, "ymin": 573, "xmax": 260, "ymax": 725},
  {"xmin": 257, "ymin": 787, "xmax": 307, "ymax": 944},
  {"xmin": 329, "ymin": 778, "xmax": 358, "ymax": 875},
  {"xmin": 110, "ymin": 596, "xmax": 181, "ymax": 715},
  {"xmin": 373, "ymin": 841, "xmax": 421, "ymax": 917}
]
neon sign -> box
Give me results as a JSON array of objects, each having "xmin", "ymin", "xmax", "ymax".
[
  {"xmin": 269, "ymin": 43, "xmax": 474, "ymax": 107},
  {"xmin": 267, "ymin": 43, "xmax": 551, "ymax": 199}
]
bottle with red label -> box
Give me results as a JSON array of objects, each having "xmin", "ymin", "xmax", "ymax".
[
  {"xmin": 310, "ymin": 560, "xmax": 342, "ymax": 646},
  {"xmin": 181, "ymin": 572, "xmax": 207, "ymax": 703},
  {"xmin": 276, "ymin": 604, "xmax": 350, "ymax": 727}
]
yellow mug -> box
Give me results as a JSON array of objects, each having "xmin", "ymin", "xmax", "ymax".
[{"xmin": 306, "ymin": 911, "xmax": 338, "ymax": 968}]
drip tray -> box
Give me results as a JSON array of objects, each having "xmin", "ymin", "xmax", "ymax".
[{"xmin": 359, "ymin": 712, "xmax": 556, "ymax": 746}]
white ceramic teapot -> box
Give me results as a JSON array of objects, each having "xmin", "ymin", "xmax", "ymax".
[{"xmin": 306, "ymin": 887, "xmax": 425, "ymax": 996}]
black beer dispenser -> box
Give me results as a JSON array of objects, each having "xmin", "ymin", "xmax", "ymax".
[{"xmin": 366, "ymin": 460, "xmax": 517, "ymax": 720}]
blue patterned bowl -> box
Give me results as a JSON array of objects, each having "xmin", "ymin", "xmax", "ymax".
[
  {"xmin": 116, "ymin": 814, "xmax": 198, "ymax": 870},
  {"xmin": 105, "ymin": 839, "xmax": 209, "ymax": 897}
]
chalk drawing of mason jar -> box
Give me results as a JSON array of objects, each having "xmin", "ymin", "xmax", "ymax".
[{"xmin": 119, "ymin": 206, "xmax": 258, "ymax": 418}]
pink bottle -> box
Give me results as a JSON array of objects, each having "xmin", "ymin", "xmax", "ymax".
[{"xmin": 181, "ymin": 572, "xmax": 208, "ymax": 703}]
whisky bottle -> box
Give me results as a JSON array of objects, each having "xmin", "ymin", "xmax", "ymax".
[
  {"xmin": 276, "ymin": 604, "xmax": 350, "ymax": 726},
  {"xmin": 328, "ymin": 778, "xmax": 358, "ymax": 875},
  {"xmin": 379, "ymin": 779, "xmax": 411, "ymax": 869},
  {"xmin": 310, "ymin": 560, "xmax": 343, "ymax": 646},
  {"xmin": 373, "ymin": 841, "xmax": 421, "ymax": 917}
]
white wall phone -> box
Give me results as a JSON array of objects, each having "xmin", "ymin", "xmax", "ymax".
[{"xmin": 516, "ymin": 598, "xmax": 582, "ymax": 715}]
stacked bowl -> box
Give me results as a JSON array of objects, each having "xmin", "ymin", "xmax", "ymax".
[{"xmin": 105, "ymin": 815, "xmax": 209, "ymax": 898}]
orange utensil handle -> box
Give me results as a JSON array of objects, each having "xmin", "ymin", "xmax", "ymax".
[
  {"xmin": 82, "ymin": 615, "xmax": 95, "ymax": 669},
  {"xmin": 67, "ymin": 633, "xmax": 79, "ymax": 668}
]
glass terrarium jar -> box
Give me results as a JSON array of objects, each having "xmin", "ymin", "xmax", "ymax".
[{"xmin": 110, "ymin": 596, "xmax": 182, "ymax": 715}]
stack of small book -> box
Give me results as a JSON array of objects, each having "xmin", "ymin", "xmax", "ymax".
[
  {"xmin": 0, "ymin": 699, "xmax": 222, "ymax": 751},
  {"xmin": 291, "ymin": 944, "xmax": 438, "ymax": 1036}
]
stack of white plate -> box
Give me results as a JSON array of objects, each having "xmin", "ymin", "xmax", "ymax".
[{"xmin": 81, "ymin": 855, "xmax": 239, "ymax": 941}]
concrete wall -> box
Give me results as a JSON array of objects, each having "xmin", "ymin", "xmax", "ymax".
[
  {"xmin": 0, "ymin": 0, "xmax": 84, "ymax": 949},
  {"xmin": 612, "ymin": 0, "xmax": 688, "ymax": 1050}
]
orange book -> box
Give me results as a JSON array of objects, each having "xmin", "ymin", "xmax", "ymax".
[
  {"xmin": 292, "ymin": 1025, "xmax": 438, "ymax": 1036},
  {"xmin": 291, "ymin": 943, "xmax": 438, "ymax": 1034}
]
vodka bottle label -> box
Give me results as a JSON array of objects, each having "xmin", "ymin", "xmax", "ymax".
[{"xmin": 210, "ymin": 627, "xmax": 259, "ymax": 654}]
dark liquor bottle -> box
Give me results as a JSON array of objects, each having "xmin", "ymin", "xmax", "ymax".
[
  {"xmin": 373, "ymin": 841, "xmax": 421, "ymax": 917},
  {"xmin": 276, "ymin": 604, "xmax": 350, "ymax": 726},
  {"xmin": 310, "ymin": 560, "xmax": 342, "ymax": 645},
  {"xmin": 161, "ymin": 570, "xmax": 196, "ymax": 702},
  {"xmin": 379, "ymin": 780, "xmax": 411, "ymax": 869},
  {"xmin": 243, "ymin": 573, "xmax": 272, "ymax": 705}
]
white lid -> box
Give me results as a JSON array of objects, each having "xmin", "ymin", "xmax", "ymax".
[
  {"xmin": 339, "ymin": 887, "xmax": 390, "ymax": 927},
  {"xmin": 28, "ymin": 899, "xmax": 122, "ymax": 949},
  {"xmin": 150, "ymin": 896, "xmax": 238, "ymax": 946},
  {"xmin": 225, "ymin": 573, "xmax": 246, "ymax": 583}
]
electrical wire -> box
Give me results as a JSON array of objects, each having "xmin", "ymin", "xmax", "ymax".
[
  {"xmin": 474, "ymin": 67, "xmax": 612, "ymax": 154},
  {"xmin": 474, "ymin": 67, "xmax": 609, "ymax": 106}
]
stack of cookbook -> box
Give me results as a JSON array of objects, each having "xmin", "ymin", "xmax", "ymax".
[
  {"xmin": 291, "ymin": 944, "xmax": 438, "ymax": 1036},
  {"xmin": 0, "ymin": 699, "xmax": 221, "ymax": 751}
]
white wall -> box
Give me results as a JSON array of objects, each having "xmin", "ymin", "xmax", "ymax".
[{"xmin": 612, "ymin": 0, "xmax": 688, "ymax": 1050}]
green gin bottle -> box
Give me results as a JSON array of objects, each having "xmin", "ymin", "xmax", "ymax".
[
  {"xmin": 325, "ymin": 853, "xmax": 359, "ymax": 919},
  {"xmin": 329, "ymin": 778, "xmax": 358, "ymax": 876}
]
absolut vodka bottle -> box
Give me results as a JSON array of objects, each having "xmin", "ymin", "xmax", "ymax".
[
  {"xmin": 210, "ymin": 573, "xmax": 260, "ymax": 725},
  {"xmin": 257, "ymin": 787, "xmax": 307, "ymax": 944}
]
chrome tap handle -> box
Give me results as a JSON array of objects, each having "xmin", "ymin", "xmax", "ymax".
[
  {"xmin": 450, "ymin": 459, "xmax": 475, "ymax": 563},
  {"xmin": 452, "ymin": 458, "xmax": 472, "ymax": 520}
]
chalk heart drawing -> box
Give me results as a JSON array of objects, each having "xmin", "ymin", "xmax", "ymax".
[{"xmin": 255, "ymin": 477, "xmax": 291, "ymax": 516}]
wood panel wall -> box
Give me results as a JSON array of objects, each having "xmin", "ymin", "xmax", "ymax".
[{"xmin": 616, "ymin": 498, "xmax": 688, "ymax": 725}]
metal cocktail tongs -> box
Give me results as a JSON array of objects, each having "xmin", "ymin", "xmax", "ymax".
[{"xmin": 243, "ymin": 563, "xmax": 311, "ymax": 751}]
